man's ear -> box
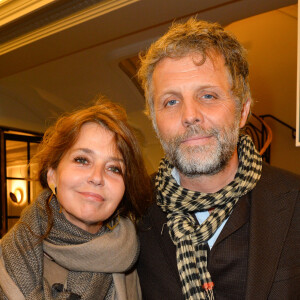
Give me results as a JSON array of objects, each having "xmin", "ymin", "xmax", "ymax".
[
  {"xmin": 47, "ymin": 168, "xmax": 57, "ymax": 193},
  {"xmin": 239, "ymin": 98, "xmax": 251, "ymax": 128}
]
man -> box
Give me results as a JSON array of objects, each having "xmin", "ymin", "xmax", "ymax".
[{"xmin": 137, "ymin": 18, "xmax": 300, "ymax": 300}]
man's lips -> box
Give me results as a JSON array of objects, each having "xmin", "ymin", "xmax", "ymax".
[
  {"xmin": 181, "ymin": 135, "xmax": 213, "ymax": 145},
  {"xmin": 78, "ymin": 192, "xmax": 104, "ymax": 202}
]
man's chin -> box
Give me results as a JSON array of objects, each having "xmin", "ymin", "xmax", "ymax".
[
  {"xmin": 175, "ymin": 160, "xmax": 225, "ymax": 177},
  {"xmin": 171, "ymin": 149, "xmax": 229, "ymax": 177}
]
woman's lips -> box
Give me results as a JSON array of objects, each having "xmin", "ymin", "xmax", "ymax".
[{"xmin": 78, "ymin": 192, "xmax": 104, "ymax": 202}]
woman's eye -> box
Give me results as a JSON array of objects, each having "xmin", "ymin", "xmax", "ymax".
[
  {"xmin": 74, "ymin": 157, "xmax": 89, "ymax": 165},
  {"xmin": 166, "ymin": 99, "xmax": 179, "ymax": 106},
  {"xmin": 108, "ymin": 166, "xmax": 122, "ymax": 174}
]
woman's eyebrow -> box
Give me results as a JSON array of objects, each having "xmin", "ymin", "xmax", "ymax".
[
  {"xmin": 72, "ymin": 148, "xmax": 93, "ymax": 154},
  {"xmin": 109, "ymin": 157, "xmax": 124, "ymax": 163},
  {"xmin": 73, "ymin": 148, "xmax": 124, "ymax": 162}
]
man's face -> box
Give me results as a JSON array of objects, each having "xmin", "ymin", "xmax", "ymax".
[{"xmin": 152, "ymin": 52, "xmax": 249, "ymax": 177}]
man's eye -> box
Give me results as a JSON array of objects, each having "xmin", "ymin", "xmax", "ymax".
[
  {"xmin": 74, "ymin": 157, "xmax": 89, "ymax": 164},
  {"xmin": 166, "ymin": 99, "xmax": 178, "ymax": 106},
  {"xmin": 202, "ymin": 94, "xmax": 215, "ymax": 100}
]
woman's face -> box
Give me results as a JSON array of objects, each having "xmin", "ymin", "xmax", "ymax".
[{"xmin": 47, "ymin": 122, "xmax": 125, "ymax": 234}]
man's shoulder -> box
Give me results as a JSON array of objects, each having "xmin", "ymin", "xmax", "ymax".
[
  {"xmin": 137, "ymin": 171, "xmax": 167, "ymax": 230},
  {"xmin": 138, "ymin": 201, "xmax": 166, "ymax": 230},
  {"xmin": 260, "ymin": 162, "xmax": 300, "ymax": 190}
]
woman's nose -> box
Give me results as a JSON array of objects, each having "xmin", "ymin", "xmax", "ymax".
[{"xmin": 88, "ymin": 166, "xmax": 104, "ymax": 186}]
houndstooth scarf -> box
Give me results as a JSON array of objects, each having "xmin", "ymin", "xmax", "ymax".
[
  {"xmin": 156, "ymin": 135, "xmax": 262, "ymax": 300},
  {"xmin": 0, "ymin": 189, "xmax": 139, "ymax": 300}
]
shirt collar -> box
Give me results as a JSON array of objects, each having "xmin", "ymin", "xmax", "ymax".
[{"xmin": 171, "ymin": 167, "xmax": 181, "ymax": 185}]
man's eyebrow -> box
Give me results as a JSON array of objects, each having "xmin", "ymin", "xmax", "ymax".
[
  {"xmin": 157, "ymin": 85, "xmax": 221, "ymax": 97},
  {"xmin": 156, "ymin": 90, "xmax": 181, "ymax": 99}
]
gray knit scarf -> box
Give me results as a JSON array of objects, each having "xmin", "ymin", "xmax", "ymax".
[
  {"xmin": 156, "ymin": 135, "xmax": 262, "ymax": 300},
  {"xmin": 0, "ymin": 189, "xmax": 138, "ymax": 300}
]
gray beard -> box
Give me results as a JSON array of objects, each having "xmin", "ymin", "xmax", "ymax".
[{"xmin": 157, "ymin": 122, "xmax": 240, "ymax": 178}]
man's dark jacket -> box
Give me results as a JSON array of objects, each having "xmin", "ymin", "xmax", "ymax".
[{"xmin": 137, "ymin": 163, "xmax": 300, "ymax": 299}]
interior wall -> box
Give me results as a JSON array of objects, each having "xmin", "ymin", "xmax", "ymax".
[{"xmin": 226, "ymin": 4, "xmax": 300, "ymax": 174}]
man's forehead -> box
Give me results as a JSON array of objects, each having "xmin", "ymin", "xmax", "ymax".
[
  {"xmin": 152, "ymin": 51, "xmax": 228, "ymax": 80},
  {"xmin": 152, "ymin": 50, "xmax": 231, "ymax": 86}
]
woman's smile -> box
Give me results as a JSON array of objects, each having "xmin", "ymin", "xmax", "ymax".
[
  {"xmin": 47, "ymin": 122, "xmax": 125, "ymax": 233},
  {"xmin": 78, "ymin": 191, "xmax": 105, "ymax": 202}
]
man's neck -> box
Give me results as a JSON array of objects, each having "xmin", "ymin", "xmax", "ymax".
[{"xmin": 179, "ymin": 150, "xmax": 239, "ymax": 193}]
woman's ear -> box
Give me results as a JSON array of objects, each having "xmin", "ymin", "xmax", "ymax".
[
  {"xmin": 239, "ymin": 98, "xmax": 251, "ymax": 128},
  {"xmin": 47, "ymin": 168, "xmax": 57, "ymax": 194}
]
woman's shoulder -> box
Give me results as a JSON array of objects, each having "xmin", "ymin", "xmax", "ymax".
[{"xmin": 0, "ymin": 244, "xmax": 25, "ymax": 300}]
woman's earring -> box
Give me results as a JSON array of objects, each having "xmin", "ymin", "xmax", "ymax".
[
  {"xmin": 49, "ymin": 184, "xmax": 62, "ymax": 212},
  {"xmin": 49, "ymin": 184, "xmax": 57, "ymax": 196}
]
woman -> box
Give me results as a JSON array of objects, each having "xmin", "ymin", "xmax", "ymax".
[{"xmin": 0, "ymin": 98, "xmax": 151, "ymax": 299}]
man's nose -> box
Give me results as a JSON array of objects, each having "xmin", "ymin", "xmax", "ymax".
[{"xmin": 182, "ymin": 100, "xmax": 202, "ymax": 127}]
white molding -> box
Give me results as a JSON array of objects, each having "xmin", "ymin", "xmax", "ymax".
[
  {"xmin": 0, "ymin": 0, "xmax": 57, "ymax": 26},
  {"xmin": 0, "ymin": 0, "xmax": 139, "ymax": 55}
]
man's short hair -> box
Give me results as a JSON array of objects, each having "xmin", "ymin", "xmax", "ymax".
[{"xmin": 138, "ymin": 17, "xmax": 251, "ymax": 120}]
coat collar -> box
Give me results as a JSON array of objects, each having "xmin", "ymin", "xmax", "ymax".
[
  {"xmin": 213, "ymin": 193, "xmax": 250, "ymax": 250},
  {"xmin": 245, "ymin": 163, "xmax": 299, "ymax": 299}
]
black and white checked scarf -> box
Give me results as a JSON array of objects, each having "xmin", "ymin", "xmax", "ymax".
[{"xmin": 156, "ymin": 135, "xmax": 262, "ymax": 300}]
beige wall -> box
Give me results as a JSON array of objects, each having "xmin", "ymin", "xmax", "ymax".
[{"xmin": 226, "ymin": 4, "xmax": 300, "ymax": 174}]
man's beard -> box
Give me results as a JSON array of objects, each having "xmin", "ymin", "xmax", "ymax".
[{"xmin": 157, "ymin": 121, "xmax": 240, "ymax": 177}]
